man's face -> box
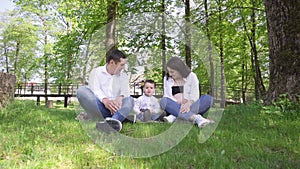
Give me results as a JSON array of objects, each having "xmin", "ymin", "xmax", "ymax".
[{"xmin": 112, "ymin": 58, "xmax": 126, "ymax": 75}]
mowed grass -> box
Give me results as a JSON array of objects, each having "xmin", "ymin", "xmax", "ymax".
[{"xmin": 0, "ymin": 100, "xmax": 299, "ymax": 168}]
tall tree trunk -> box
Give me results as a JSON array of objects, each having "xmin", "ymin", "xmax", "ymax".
[
  {"xmin": 161, "ymin": 0, "xmax": 166, "ymax": 81},
  {"xmin": 106, "ymin": 0, "xmax": 118, "ymax": 54},
  {"xmin": 204, "ymin": 0, "xmax": 215, "ymax": 97},
  {"xmin": 184, "ymin": 0, "xmax": 192, "ymax": 68},
  {"xmin": 4, "ymin": 43, "xmax": 9, "ymax": 73},
  {"xmin": 82, "ymin": 35, "xmax": 93, "ymax": 85},
  {"xmin": 251, "ymin": 0, "xmax": 266, "ymax": 100},
  {"xmin": 241, "ymin": 35, "xmax": 247, "ymax": 103},
  {"xmin": 14, "ymin": 42, "xmax": 20, "ymax": 76},
  {"xmin": 241, "ymin": 60, "xmax": 246, "ymax": 103},
  {"xmin": 41, "ymin": 15, "xmax": 48, "ymax": 103},
  {"xmin": 264, "ymin": 0, "xmax": 300, "ymax": 103},
  {"xmin": 218, "ymin": 0, "xmax": 226, "ymax": 108}
]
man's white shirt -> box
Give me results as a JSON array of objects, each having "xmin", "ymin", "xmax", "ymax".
[{"xmin": 88, "ymin": 64, "xmax": 130, "ymax": 101}]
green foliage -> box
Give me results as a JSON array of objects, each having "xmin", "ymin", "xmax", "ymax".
[
  {"xmin": 144, "ymin": 66, "xmax": 162, "ymax": 84},
  {"xmin": 0, "ymin": 0, "xmax": 278, "ymax": 102},
  {"xmin": 1, "ymin": 13, "xmax": 38, "ymax": 80},
  {"xmin": 268, "ymin": 94, "xmax": 300, "ymax": 113}
]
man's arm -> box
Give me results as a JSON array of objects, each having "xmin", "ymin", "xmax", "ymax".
[{"xmin": 88, "ymin": 68, "xmax": 106, "ymax": 101}]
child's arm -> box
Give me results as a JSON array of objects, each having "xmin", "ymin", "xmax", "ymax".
[{"xmin": 133, "ymin": 97, "xmax": 142, "ymax": 115}]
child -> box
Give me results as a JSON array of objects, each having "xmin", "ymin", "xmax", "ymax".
[{"xmin": 133, "ymin": 79, "xmax": 161, "ymax": 122}]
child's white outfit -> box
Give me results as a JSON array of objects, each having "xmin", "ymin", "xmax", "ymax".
[{"xmin": 133, "ymin": 94, "xmax": 161, "ymax": 121}]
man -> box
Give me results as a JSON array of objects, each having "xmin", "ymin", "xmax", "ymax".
[{"xmin": 76, "ymin": 49, "xmax": 134, "ymax": 133}]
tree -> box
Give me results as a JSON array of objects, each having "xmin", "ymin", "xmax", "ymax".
[
  {"xmin": 204, "ymin": 0, "xmax": 215, "ymax": 98},
  {"xmin": 106, "ymin": 0, "xmax": 118, "ymax": 53},
  {"xmin": 14, "ymin": 0, "xmax": 57, "ymax": 101},
  {"xmin": 184, "ymin": 0, "xmax": 192, "ymax": 68},
  {"xmin": 264, "ymin": 0, "xmax": 300, "ymax": 103},
  {"xmin": 1, "ymin": 14, "xmax": 38, "ymax": 80}
]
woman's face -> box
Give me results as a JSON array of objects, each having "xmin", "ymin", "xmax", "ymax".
[{"xmin": 167, "ymin": 67, "xmax": 182, "ymax": 80}]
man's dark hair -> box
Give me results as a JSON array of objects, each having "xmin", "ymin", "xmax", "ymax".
[
  {"xmin": 106, "ymin": 49, "xmax": 127, "ymax": 63},
  {"xmin": 144, "ymin": 79, "xmax": 156, "ymax": 88}
]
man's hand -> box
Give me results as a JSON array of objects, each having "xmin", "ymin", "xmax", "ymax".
[
  {"xmin": 115, "ymin": 96, "xmax": 123, "ymax": 107},
  {"xmin": 102, "ymin": 98, "xmax": 119, "ymax": 114}
]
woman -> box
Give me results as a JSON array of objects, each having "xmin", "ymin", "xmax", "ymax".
[{"xmin": 160, "ymin": 57, "xmax": 214, "ymax": 128}]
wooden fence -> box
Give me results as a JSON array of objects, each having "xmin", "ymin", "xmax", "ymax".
[
  {"xmin": 14, "ymin": 82, "xmax": 244, "ymax": 108},
  {"xmin": 14, "ymin": 82, "xmax": 164, "ymax": 107}
]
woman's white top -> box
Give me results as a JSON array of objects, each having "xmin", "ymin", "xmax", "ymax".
[{"xmin": 163, "ymin": 72, "xmax": 199, "ymax": 102}]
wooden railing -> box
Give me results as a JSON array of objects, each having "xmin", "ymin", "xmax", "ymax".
[
  {"xmin": 14, "ymin": 82, "xmax": 244, "ymax": 108},
  {"xmin": 14, "ymin": 83, "xmax": 80, "ymax": 107},
  {"xmin": 14, "ymin": 83, "xmax": 164, "ymax": 107}
]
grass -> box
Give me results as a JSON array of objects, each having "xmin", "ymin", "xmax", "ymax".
[{"xmin": 0, "ymin": 100, "xmax": 299, "ymax": 168}]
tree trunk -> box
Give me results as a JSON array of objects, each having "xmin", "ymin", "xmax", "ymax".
[
  {"xmin": 106, "ymin": 0, "xmax": 118, "ymax": 54},
  {"xmin": 161, "ymin": 0, "xmax": 166, "ymax": 81},
  {"xmin": 204, "ymin": 0, "xmax": 215, "ymax": 97},
  {"xmin": 41, "ymin": 15, "xmax": 49, "ymax": 103},
  {"xmin": 251, "ymin": 0, "xmax": 266, "ymax": 100},
  {"xmin": 264, "ymin": 0, "xmax": 300, "ymax": 103},
  {"xmin": 4, "ymin": 43, "xmax": 9, "ymax": 73},
  {"xmin": 82, "ymin": 35, "xmax": 93, "ymax": 85},
  {"xmin": 14, "ymin": 42, "xmax": 20, "ymax": 75},
  {"xmin": 184, "ymin": 0, "xmax": 192, "ymax": 68},
  {"xmin": 218, "ymin": 0, "xmax": 226, "ymax": 108},
  {"xmin": 0, "ymin": 73, "xmax": 16, "ymax": 108}
]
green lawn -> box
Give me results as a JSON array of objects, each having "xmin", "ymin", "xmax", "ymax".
[{"xmin": 0, "ymin": 100, "xmax": 299, "ymax": 168}]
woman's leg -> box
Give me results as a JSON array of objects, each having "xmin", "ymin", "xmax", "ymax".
[
  {"xmin": 177, "ymin": 95, "xmax": 213, "ymax": 121},
  {"xmin": 190, "ymin": 94, "xmax": 214, "ymax": 116},
  {"xmin": 160, "ymin": 97, "xmax": 198, "ymax": 121},
  {"xmin": 159, "ymin": 97, "xmax": 180, "ymax": 117}
]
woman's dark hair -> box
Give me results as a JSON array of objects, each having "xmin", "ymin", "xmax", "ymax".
[
  {"xmin": 166, "ymin": 57, "xmax": 191, "ymax": 78},
  {"xmin": 106, "ymin": 49, "xmax": 127, "ymax": 63}
]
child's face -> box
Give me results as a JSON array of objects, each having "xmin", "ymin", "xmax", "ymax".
[{"xmin": 143, "ymin": 82, "xmax": 155, "ymax": 97}]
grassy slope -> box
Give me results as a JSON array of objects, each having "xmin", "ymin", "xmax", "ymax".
[{"xmin": 0, "ymin": 100, "xmax": 299, "ymax": 169}]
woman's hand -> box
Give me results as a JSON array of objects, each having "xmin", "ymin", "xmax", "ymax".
[
  {"xmin": 180, "ymin": 99, "xmax": 193, "ymax": 113},
  {"xmin": 173, "ymin": 93, "xmax": 183, "ymax": 104}
]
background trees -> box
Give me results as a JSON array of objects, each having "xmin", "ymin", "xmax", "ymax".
[{"xmin": 1, "ymin": 0, "xmax": 299, "ymax": 104}]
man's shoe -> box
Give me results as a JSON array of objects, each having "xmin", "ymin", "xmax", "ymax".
[
  {"xmin": 105, "ymin": 117, "xmax": 122, "ymax": 131},
  {"xmin": 96, "ymin": 117, "xmax": 122, "ymax": 133},
  {"xmin": 163, "ymin": 115, "xmax": 176, "ymax": 123}
]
